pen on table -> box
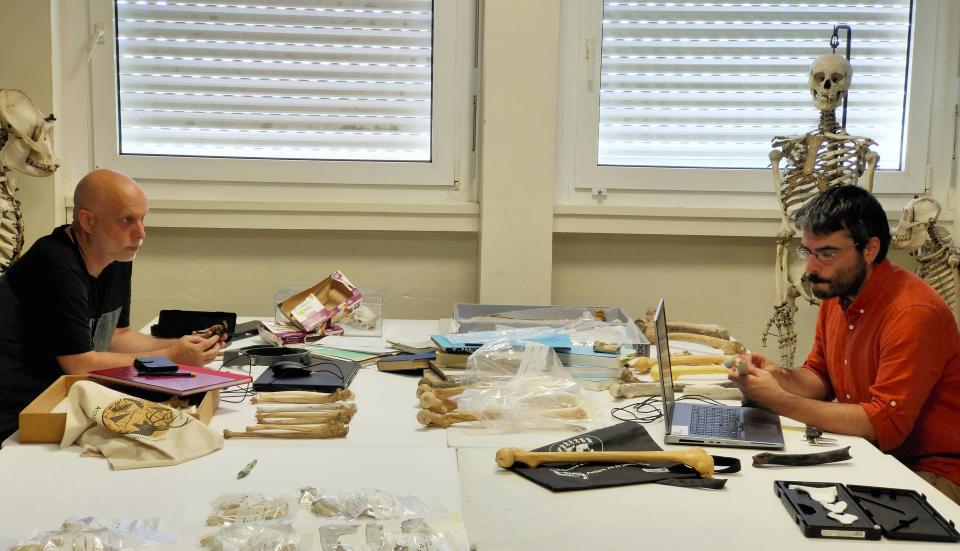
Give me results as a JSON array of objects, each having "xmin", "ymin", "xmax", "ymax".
[
  {"xmin": 237, "ymin": 459, "xmax": 257, "ymax": 479},
  {"xmin": 139, "ymin": 371, "xmax": 196, "ymax": 378}
]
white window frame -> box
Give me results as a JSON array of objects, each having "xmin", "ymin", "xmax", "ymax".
[
  {"xmin": 557, "ymin": 0, "xmax": 944, "ymax": 199},
  {"xmin": 88, "ymin": 0, "xmax": 474, "ymax": 189}
]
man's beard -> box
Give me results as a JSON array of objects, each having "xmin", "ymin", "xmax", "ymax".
[{"xmin": 803, "ymin": 256, "xmax": 868, "ymax": 300}]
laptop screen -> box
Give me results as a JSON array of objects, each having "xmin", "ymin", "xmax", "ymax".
[{"xmin": 653, "ymin": 298, "xmax": 675, "ymax": 432}]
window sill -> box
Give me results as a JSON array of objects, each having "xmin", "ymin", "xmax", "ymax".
[
  {"xmin": 553, "ymin": 205, "xmax": 953, "ymax": 237},
  {"xmin": 65, "ymin": 198, "xmax": 480, "ymax": 232}
]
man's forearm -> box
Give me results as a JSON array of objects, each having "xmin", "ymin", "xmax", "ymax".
[
  {"xmin": 57, "ymin": 348, "xmax": 173, "ymax": 375},
  {"xmin": 108, "ymin": 328, "xmax": 176, "ymax": 353},
  {"xmin": 773, "ymin": 392, "xmax": 876, "ymax": 442},
  {"xmin": 771, "ymin": 366, "xmax": 828, "ymax": 400}
]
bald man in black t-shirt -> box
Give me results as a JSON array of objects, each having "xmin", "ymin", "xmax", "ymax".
[{"xmin": 0, "ymin": 169, "xmax": 223, "ymax": 441}]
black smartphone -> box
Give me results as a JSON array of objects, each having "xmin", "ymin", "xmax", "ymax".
[{"xmin": 133, "ymin": 356, "xmax": 178, "ymax": 374}]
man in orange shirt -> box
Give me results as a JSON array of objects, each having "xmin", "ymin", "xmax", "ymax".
[{"xmin": 730, "ymin": 185, "xmax": 960, "ymax": 503}]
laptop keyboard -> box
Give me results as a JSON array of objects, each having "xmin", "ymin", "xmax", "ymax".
[{"xmin": 689, "ymin": 405, "xmax": 741, "ymax": 438}]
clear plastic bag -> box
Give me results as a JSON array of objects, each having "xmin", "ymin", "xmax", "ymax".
[
  {"xmin": 207, "ymin": 494, "xmax": 298, "ymax": 526},
  {"xmin": 202, "ymin": 519, "xmax": 299, "ymax": 551},
  {"xmin": 299, "ymin": 488, "xmax": 431, "ymax": 520},
  {"xmin": 8, "ymin": 517, "xmax": 173, "ymax": 551},
  {"xmin": 454, "ymin": 336, "xmax": 596, "ymax": 431},
  {"xmin": 309, "ymin": 515, "xmax": 470, "ymax": 551}
]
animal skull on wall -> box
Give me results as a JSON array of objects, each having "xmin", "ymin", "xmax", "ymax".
[
  {"xmin": 808, "ymin": 53, "xmax": 852, "ymax": 112},
  {"xmin": 0, "ymin": 89, "xmax": 60, "ymax": 272}
]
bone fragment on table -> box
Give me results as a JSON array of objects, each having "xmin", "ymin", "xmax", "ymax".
[
  {"xmin": 419, "ymin": 391, "xmax": 458, "ymax": 413},
  {"xmin": 649, "ymin": 364, "xmax": 728, "ymax": 381},
  {"xmin": 627, "ymin": 354, "xmax": 732, "ymax": 374},
  {"xmin": 246, "ymin": 423, "xmax": 344, "ymax": 433},
  {"xmin": 608, "ymin": 380, "xmax": 739, "ymax": 400},
  {"xmin": 668, "ymin": 333, "xmax": 746, "ymax": 355},
  {"xmin": 417, "ymin": 406, "xmax": 588, "ymax": 428},
  {"xmin": 494, "ymin": 446, "xmax": 715, "ymax": 478},
  {"xmin": 256, "ymin": 409, "xmax": 354, "ymax": 424},
  {"xmin": 752, "ymin": 446, "xmax": 852, "ymax": 467},
  {"xmin": 416, "ymin": 383, "xmax": 469, "ymax": 398},
  {"xmin": 251, "ymin": 388, "xmax": 354, "ymax": 404},
  {"xmin": 682, "ymin": 384, "xmax": 743, "ymax": 401},
  {"xmin": 637, "ymin": 310, "xmax": 731, "ymax": 340},
  {"xmin": 256, "ymin": 402, "xmax": 357, "ymax": 414},
  {"xmin": 223, "ymin": 422, "xmax": 348, "ymax": 439}
]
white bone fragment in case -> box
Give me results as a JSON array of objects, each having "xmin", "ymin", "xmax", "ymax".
[
  {"xmin": 251, "ymin": 388, "xmax": 354, "ymax": 404},
  {"xmin": 822, "ymin": 500, "xmax": 848, "ymax": 514},
  {"xmin": 827, "ymin": 511, "xmax": 858, "ymax": 525},
  {"xmin": 788, "ymin": 484, "xmax": 838, "ymax": 505},
  {"xmin": 494, "ymin": 446, "xmax": 715, "ymax": 478}
]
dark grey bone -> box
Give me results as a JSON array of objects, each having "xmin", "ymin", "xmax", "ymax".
[{"xmin": 752, "ymin": 446, "xmax": 852, "ymax": 467}]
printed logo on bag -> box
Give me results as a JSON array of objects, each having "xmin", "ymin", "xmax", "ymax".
[
  {"xmin": 549, "ymin": 435, "xmax": 604, "ymax": 453},
  {"xmin": 98, "ymin": 398, "xmax": 191, "ymax": 439}
]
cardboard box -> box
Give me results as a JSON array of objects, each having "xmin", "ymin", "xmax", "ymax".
[
  {"xmin": 278, "ymin": 270, "xmax": 363, "ymax": 332},
  {"xmin": 18, "ymin": 375, "xmax": 219, "ymax": 444}
]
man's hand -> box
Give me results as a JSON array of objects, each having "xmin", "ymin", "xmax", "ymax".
[
  {"xmin": 727, "ymin": 363, "xmax": 787, "ymax": 409},
  {"xmin": 166, "ymin": 334, "xmax": 222, "ymax": 366}
]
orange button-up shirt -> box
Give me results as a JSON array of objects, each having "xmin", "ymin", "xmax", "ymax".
[{"xmin": 802, "ymin": 259, "xmax": 960, "ymax": 484}]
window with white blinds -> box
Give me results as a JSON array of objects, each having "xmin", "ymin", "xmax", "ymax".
[
  {"xmin": 114, "ymin": 0, "xmax": 434, "ymax": 162},
  {"xmin": 597, "ymin": 0, "xmax": 912, "ymax": 170}
]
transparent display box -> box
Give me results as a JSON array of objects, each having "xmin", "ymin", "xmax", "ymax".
[{"xmin": 341, "ymin": 287, "xmax": 384, "ymax": 337}]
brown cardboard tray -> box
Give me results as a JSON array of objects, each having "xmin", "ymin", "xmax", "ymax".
[{"xmin": 18, "ymin": 375, "xmax": 219, "ymax": 444}]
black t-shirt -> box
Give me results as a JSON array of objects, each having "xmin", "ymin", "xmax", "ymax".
[{"xmin": 0, "ymin": 225, "xmax": 131, "ymax": 439}]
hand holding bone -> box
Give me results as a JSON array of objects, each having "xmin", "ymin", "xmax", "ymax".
[{"xmin": 495, "ymin": 446, "xmax": 715, "ymax": 478}]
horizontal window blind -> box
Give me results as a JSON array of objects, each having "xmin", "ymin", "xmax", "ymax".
[
  {"xmin": 598, "ymin": 1, "xmax": 911, "ymax": 170},
  {"xmin": 115, "ymin": 0, "xmax": 433, "ymax": 162}
]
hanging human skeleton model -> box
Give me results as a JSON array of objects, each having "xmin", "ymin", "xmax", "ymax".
[
  {"xmin": 762, "ymin": 54, "xmax": 879, "ymax": 368},
  {"xmin": 0, "ymin": 89, "xmax": 60, "ymax": 272},
  {"xmin": 890, "ymin": 196, "xmax": 960, "ymax": 323}
]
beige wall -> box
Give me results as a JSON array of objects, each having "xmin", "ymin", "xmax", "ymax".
[{"xmin": 3, "ymin": 0, "xmax": 958, "ymax": 365}]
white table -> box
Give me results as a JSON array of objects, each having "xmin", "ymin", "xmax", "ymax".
[{"xmin": 1, "ymin": 319, "xmax": 958, "ymax": 551}]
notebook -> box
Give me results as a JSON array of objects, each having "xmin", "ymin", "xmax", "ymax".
[
  {"xmin": 654, "ymin": 298, "xmax": 784, "ymax": 449},
  {"xmin": 88, "ymin": 365, "xmax": 252, "ymax": 397}
]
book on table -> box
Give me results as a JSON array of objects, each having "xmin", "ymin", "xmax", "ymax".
[
  {"xmin": 87, "ymin": 365, "xmax": 252, "ymax": 397},
  {"xmin": 555, "ymin": 345, "xmax": 627, "ymax": 370},
  {"xmin": 376, "ymin": 352, "xmax": 436, "ymax": 373}
]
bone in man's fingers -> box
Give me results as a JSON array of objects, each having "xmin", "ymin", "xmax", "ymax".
[
  {"xmin": 223, "ymin": 423, "xmax": 348, "ymax": 439},
  {"xmin": 251, "ymin": 388, "xmax": 354, "ymax": 404},
  {"xmin": 495, "ymin": 446, "xmax": 715, "ymax": 478},
  {"xmin": 628, "ymin": 354, "xmax": 732, "ymax": 373}
]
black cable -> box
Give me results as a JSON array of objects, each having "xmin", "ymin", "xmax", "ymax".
[{"xmin": 610, "ymin": 395, "xmax": 729, "ymax": 424}]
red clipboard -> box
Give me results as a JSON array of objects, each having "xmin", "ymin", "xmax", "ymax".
[{"xmin": 88, "ymin": 365, "xmax": 251, "ymax": 397}]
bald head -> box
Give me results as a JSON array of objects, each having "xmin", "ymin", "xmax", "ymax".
[{"xmin": 72, "ymin": 169, "xmax": 146, "ymax": 224}]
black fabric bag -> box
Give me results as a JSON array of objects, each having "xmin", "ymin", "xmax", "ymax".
[
  {"xmin": 507, "ymin": 422, "xmax": 740, "ymax": 492},
  {"xmin": 150, "ymin": 310, "xmax": 236, "ymax": 339}
]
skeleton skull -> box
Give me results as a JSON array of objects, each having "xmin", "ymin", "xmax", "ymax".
[
  {"xmin": 891, "ymin": 195, "xmax": 942, "ymax": 250},
  {"xmin": 351, "ymin": 305, "xmax": 379, "ymax": 330},
  {"xmin": 0, "ymin": 89, "xmax": 60, "ymax": 177},
  {"xmin": 808, "ymin": 54, "xmax": 852, "ymax": 112}
]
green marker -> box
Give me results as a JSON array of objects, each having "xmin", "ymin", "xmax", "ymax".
[{"xmin": 237, "ymin": 459, "xmax": 257, "ymax": 479}]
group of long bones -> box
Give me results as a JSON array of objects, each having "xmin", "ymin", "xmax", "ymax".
[{"xmin": 223, "ymin": 388, "xmax": 355, "ymax": 439}]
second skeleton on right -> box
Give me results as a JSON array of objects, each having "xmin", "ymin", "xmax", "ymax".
[{"xmin": 764, "ymin": 53, "xmax": 879, "ymax": 369}]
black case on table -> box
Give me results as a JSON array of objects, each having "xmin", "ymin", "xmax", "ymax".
[
  {"xmin": 150, "ymin": 310, "xmax": 236, "ymax": 339},
  {"xmin": 775, "ymin": 480, "xmax": 960, "ymax": 542}
]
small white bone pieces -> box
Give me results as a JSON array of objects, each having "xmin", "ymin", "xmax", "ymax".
[
  {"xmin": 822, "ymin": 500, "xmax": 848, "ymax": 514},
  {"xmin": 827, "ymin": 511, "xmax": 858, "ymax": 525},
  {"xmin": 788, "ymin": 484, "xmax": 837, "ymax": 505}
]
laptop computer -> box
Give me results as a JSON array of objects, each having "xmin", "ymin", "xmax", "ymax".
[
  {"xmin": 654, "ymin": 298, "xmax": 784, "ymax": 449},
  {"xmin": 252, "ymin": 358, "xmax": 359, "ymax": 393}
]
